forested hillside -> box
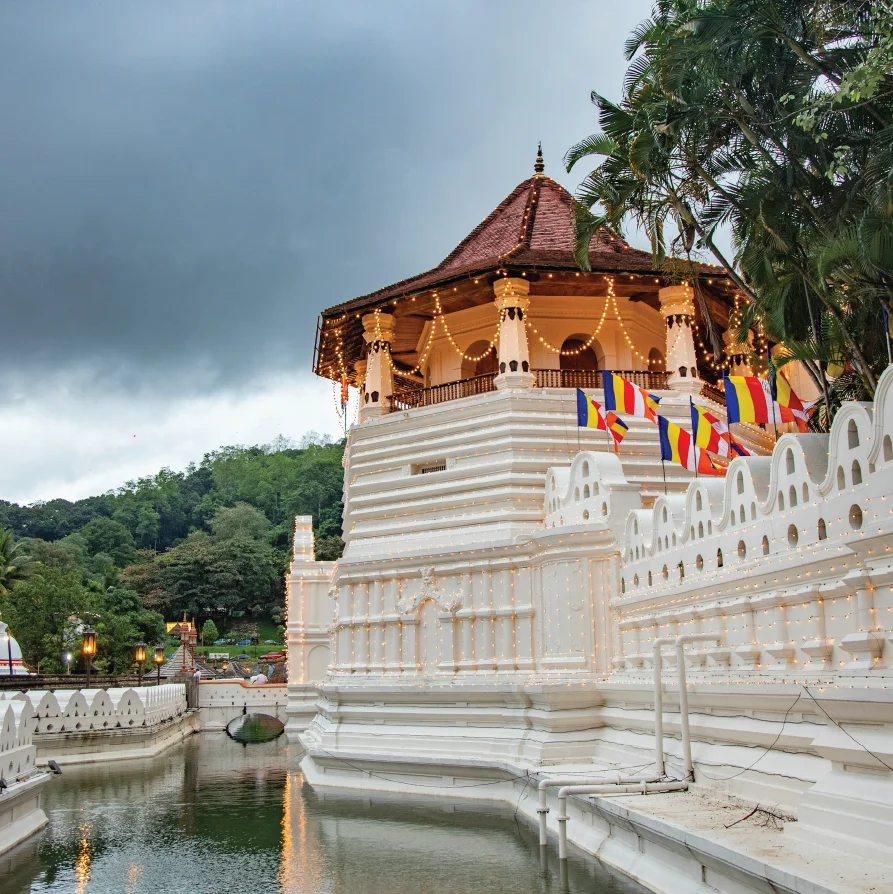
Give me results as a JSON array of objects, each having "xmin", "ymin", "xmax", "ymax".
[{"xmin": 0, "ymin": 434, "xmax": 345, "ymax": 673}]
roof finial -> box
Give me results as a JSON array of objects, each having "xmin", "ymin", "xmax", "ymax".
[{"xmin": 534, "ymin": 142, "xmax": 544, "ymax": 175}]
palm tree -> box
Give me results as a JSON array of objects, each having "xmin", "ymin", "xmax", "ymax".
[
  {"xmin": 566, "ymin": 0, "xmax": 893, "ymax": 422},
  {"xmin": 0, "ymin": 528, "xmax": 35, "ymax": 596}
]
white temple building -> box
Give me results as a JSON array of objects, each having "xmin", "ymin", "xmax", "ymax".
[{"xmin": 285, "ymin": 153, "xmax": 893, "ymax": 891}]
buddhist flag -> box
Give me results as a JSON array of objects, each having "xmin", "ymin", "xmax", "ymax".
[
  {"xmin": 772, "ymin": 370, "xmax": 808, "ymax": 432},
  {"xmin": 576, "ymin": 389, "xmax": 628, "ymax": 450},
  {"xmin": 659, "ymin": 416, "xmax": 725, "ymax": 476},
  {"xmin": 602, "ymin": 371, "xmax": 661, "ymax": 423},
  {"xmin": 690, "ymin": 400, "xmax": 730, "ymax": 457},
  {"xmin": 723, "ymin": 375, "xmax": 788, "ymax": 426}
]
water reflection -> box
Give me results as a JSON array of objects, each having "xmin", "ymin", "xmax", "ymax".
[{"xmin": 2, "ymin": 737, "xmax": 643, "ymax": 894}]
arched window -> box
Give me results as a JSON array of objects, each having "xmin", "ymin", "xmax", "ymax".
[
  {"xmin": 817, "ymin": 518, "xmax": 827, "ymax": 540},
  {"xmin": 662, "ymin": 507, "xmax": 668, "ymax": 523},
  {"xmin": 730, "ymin": 509, "xmax": 736, "ymax": 526},
  {"xmin": 648, "ymin": 347, "xmax": 665, "ymax": 371},
  {"xmin": 696, "ymin": 554, "xmax": 704, "ymax": 571},
  {"xmin": 762, "ymin": 535, "xmax": 770, "ymax": 556},
  {"xmin": 698, "ymin": 521, "xmax": 704, "ymax": 538},
  {"xmin": 461, "ymin": 340, "xmax": 498, "ymax": 379},
  {"xmin": 788, "ymin": 485, "xmax": 797, "ymax": 507},
  {"xmin": 582, "ymin": 461, "xmax": 589, "ymax": 477},
  {"xmin": 751, "ymin": 502, "xmax": 756, "ymax": 520},
  {"xmin": 786, "ymin": 450, "xmax": 795, "ymax": 474},
  {"xmin": 648, "ymin": 571, "xmax": 653, "ymax": 586},
  {"xmin": 737, "ymin": 472, "xmax": 745, "ymax": 495},
  {"xmin": 787, "ymin": 524, "xmax": 799, "ymax": 547},
  {"xmin": 696, "ymin": 492, "xmax": 703, "ymax": 511},
  {"xmin": 662, "ymin": 564, "xmax": 669, "ymax": 580},
  {"xmin": 560, "ymin": 334, "xmax": 601, "ymax": 371},
  {"xmin": 837, "ymin": 466, "xmax": 846, "ymax": 489},
  {"xmin": 778, "ymin": 492, "xmax": 785, "ymax": 511},
  {"xmin": 738, "ymin": 540, "xmax": 746, "ymax": 559},
  {"xmin": 717, "ymin": 548, "xmax": 724, "ymax": 568},
  {"xmin": 852, "ymin": 460, "xmax": 862, "ymax": 486},
  {"xmin": 574, "ymin": 487, "xmax": 580, "ymax": 502},
  {"xmin": 802, "ymin": 483, "xmax": 809, "ymax": 503},
  {"xmin": 848, "ymin": 419, "xmax": 859, "ymax": 449},
  {"xmin": 849, "ymin": 505, "xmax": 863, "ymax": 530},
  {"xmin": 583, "ymin": 484, "xmax": 591, "ymax": 499}
]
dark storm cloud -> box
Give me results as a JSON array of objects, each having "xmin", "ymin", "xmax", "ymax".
[{"xmin": 0, "ymin": 1, "xmax": 647, "ymax": 395}]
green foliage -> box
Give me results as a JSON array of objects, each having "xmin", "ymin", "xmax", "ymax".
[
  {"xmin": 567, "ymin": 0, "xmax": 893, "ymax": 424},
  {"xmin": 0, "ymin": 434, "xmax": 346, "ymax": 670},
  {"xmin": 210, "ymin": 503, "xmax": 271, "ymax": 542},
  {"xmin": 0, "ymin": 528, "xmax": 35, "ymax": 595},
  {"xmin": 201, "ymin": 618, "xmax": 219, "ymax": 644}
]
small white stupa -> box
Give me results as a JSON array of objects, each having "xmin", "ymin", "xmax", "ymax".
[{"xmin": 0, "ymin": 620, "xmax": 31, "ymax": 675}]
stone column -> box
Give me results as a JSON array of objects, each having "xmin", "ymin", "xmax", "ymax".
[
  {"xmin": 493, "ymin": 278, "xmax": 536, "ymax": 389},
  {"xmin": 659, "ymin": 285, "xmax": 702, "ymax": 395},
  {"xmin": 359, "ymin": 311, "xmax": 395, "ymax": 421},
  {"xmin": 723, "ymin": 327, "xmax": 754, "ymax": 376}
]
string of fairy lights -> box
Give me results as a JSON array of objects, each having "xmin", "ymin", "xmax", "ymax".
[{"xmin": 319, "ymin": 271, "xmax": 773, "ymax": 423}]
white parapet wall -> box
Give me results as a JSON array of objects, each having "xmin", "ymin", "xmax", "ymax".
[
  {"xmin": 0, "ymin": 695, "xmax": 50, "ymax": 857},
  {"xmin": 198, "ymin": 680, "xmax": 288, "ymax": 731},
  {"xmin": 9, "ymin": 684, "xmax": 192, "ymax": 765}
]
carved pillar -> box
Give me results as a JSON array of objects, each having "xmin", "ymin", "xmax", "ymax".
[
  {"xmin": 368, "ymin": 576, "xmax": 384, "ymax": 672},
  {"xmin": 840, "ymin": 575, "xmax": 885, "ymax": 670},
  {"xmin": 496, "ymin": 568, "xmax": 515, "ymax": 672},
  {"xmin": 722, "ymin": 327, "xmax": 754, "ymax": 376},
  {"xmin": 493, "ymin": 277, "xmax": 536, "ymax": 389},
  {"xmin": 400, "ymin": 619, "xmax": 420, "ymax": 674},
  {"xmin": 515, "ymin": 566, "xmax": 535, "ymax": 671},
  {"xmin": 659, "ymin": 285, "xmax": 702, "ymax": 395},
  {"xmin": 359, "ymin": 311, "xmax": 395, "ymax": 421},
  {"xmin": 384, "ymin": 578, "xmax": 401, "ymax": 674}
]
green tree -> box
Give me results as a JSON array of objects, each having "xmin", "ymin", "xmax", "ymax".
[
  {"xmin": 0, "ymin": 528, "xmax": 35, "ymax": 595},
  {"xmin": 201, "ymin": 618, "xmax": 219, "ymax": 645},
  {"xmin": 0, "ymin": 566, "xmax": 93, "ymax": 672},
  {"xmin": 567, "ymin": 0, "xmax": 893, "ymax": 423},
  {"xmin": 81, "ymin": 517, "xmax": 137, "ymax": 567},
  {"xmin": 210, "ymin": 502, "xmax": 271, "ymax": 542}
]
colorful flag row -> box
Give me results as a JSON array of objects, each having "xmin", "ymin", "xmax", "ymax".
[{"xmin": 574, "ymin": 369, "xmax": 808, "ymax": 477}]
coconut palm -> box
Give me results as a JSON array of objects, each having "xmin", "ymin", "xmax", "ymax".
[
  {"xmin": 566, "ymin": 0, "xmax": 893, "ymax": 420},
  {"xmin": 0, "ymin": 528, "xmax": 35, "ymax": 596}
]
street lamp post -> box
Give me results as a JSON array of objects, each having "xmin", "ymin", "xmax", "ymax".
[
  {"xmin": 188, "ymin": 621, "xmax": 197, "ymax": 672},
  {"xmin": 135, "ymin": 641, "xmax": 147, "ymax": 686},
  {"xmin": 65, "ymin": 653, "xmax": 72, "ymax": 675},
  {"xmin": 154, "ymin": 646, "xmax": 164, "ymax": 685},
  {"xmin": 82, "ymin": 627, "xmax": 97, "ymax": 688}
]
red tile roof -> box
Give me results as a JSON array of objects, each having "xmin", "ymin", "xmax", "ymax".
[{"xmin": 322, "ymin": 173, "xmax": 662, "ymax": 317}]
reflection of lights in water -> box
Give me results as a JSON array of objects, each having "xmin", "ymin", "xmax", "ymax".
[
  {"xmin": 125, "ymin": 864, "xmax": 143, "ymax": 894},
  {"xmin": 74, "ymin": 824, "xmax": 92, "ymax": 894},
  {"xmin": 277, "ymin": 772, "xmax": 294, "ymax": 890}
]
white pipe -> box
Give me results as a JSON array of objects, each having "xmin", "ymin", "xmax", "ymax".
[
  {"xmin": 675, "ymin": 634, "xmax": 719, "ymax": 780},
  {"xmin": 556, "ymin": 781, "xmax": 689, "ymax": 859},
  {"xmin": 651, "ymin": 636, "xmax": 676, "ymax": 776},
  {"xmin": 536, "ymin": 773, "xmax": 662, "ymax": 846}
]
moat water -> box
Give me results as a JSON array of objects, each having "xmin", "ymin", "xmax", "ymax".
[{"xmin": 2, "ymin": 737, "xmax": 644, "ymax": 893}]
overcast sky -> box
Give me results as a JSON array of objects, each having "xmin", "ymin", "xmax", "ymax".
[{"xmin": 0, "ymin": 0, "xmax": 653, "ymax": 505}]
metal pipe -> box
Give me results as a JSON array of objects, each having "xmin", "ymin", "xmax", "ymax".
[
  {"xmin": 651, "ymin": 636, "xmax": 676, "ymax": 776},
  {"xmin": 675, "ymin": 634, "xmax": 719, "ymax": 780},
  {"xmin": 536, "ymin": 773, "xmax": 662, "ymax": 846},
  {"xmin": 556, "ymin": 781, "xmax": 688, "ymax": 859}
]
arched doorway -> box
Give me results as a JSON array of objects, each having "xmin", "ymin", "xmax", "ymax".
[
  {"xmin": 648, "ymin": 347, "xmax": 665, "ymax": 371},
  {"xmin": 559, "ymin": 334, "xmax": 600, "ymax": 371},
  {"xmin": 461, "ymin": 340, "xmax": 498, "ymax": 379}
]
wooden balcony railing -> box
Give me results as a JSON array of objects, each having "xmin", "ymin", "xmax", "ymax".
[
  {"xmin": 534, "ymin": 369, "xmax": 670, "ymax": 391},
  {"xmin": 390, "ymin": 372, "xmax": 497, "ymax": 409},
  {"xmin": 699, "ymin": 381, "xmax": 726, "ymax": 405},
  {"xmin": 388, "ymin": 368, "xmax": 685, "ymax": 411}
]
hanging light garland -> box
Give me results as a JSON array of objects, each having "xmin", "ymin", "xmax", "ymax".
[{"xmin": 525, "ymin": 276, "xmax": 647, "ymax": 363}]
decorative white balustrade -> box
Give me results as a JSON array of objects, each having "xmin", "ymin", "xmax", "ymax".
[{"xmin": 2, "ymin": 685, "xmax": 187, "ymax": 736}]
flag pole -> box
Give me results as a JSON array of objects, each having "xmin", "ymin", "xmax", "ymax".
[
  {"xmin": 885, "ymin": 307, "xmax": 892, "ymax": 366},
  {"xmin": 661, "ymin": 459, "xmax": 667, "ymax": 495}
]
